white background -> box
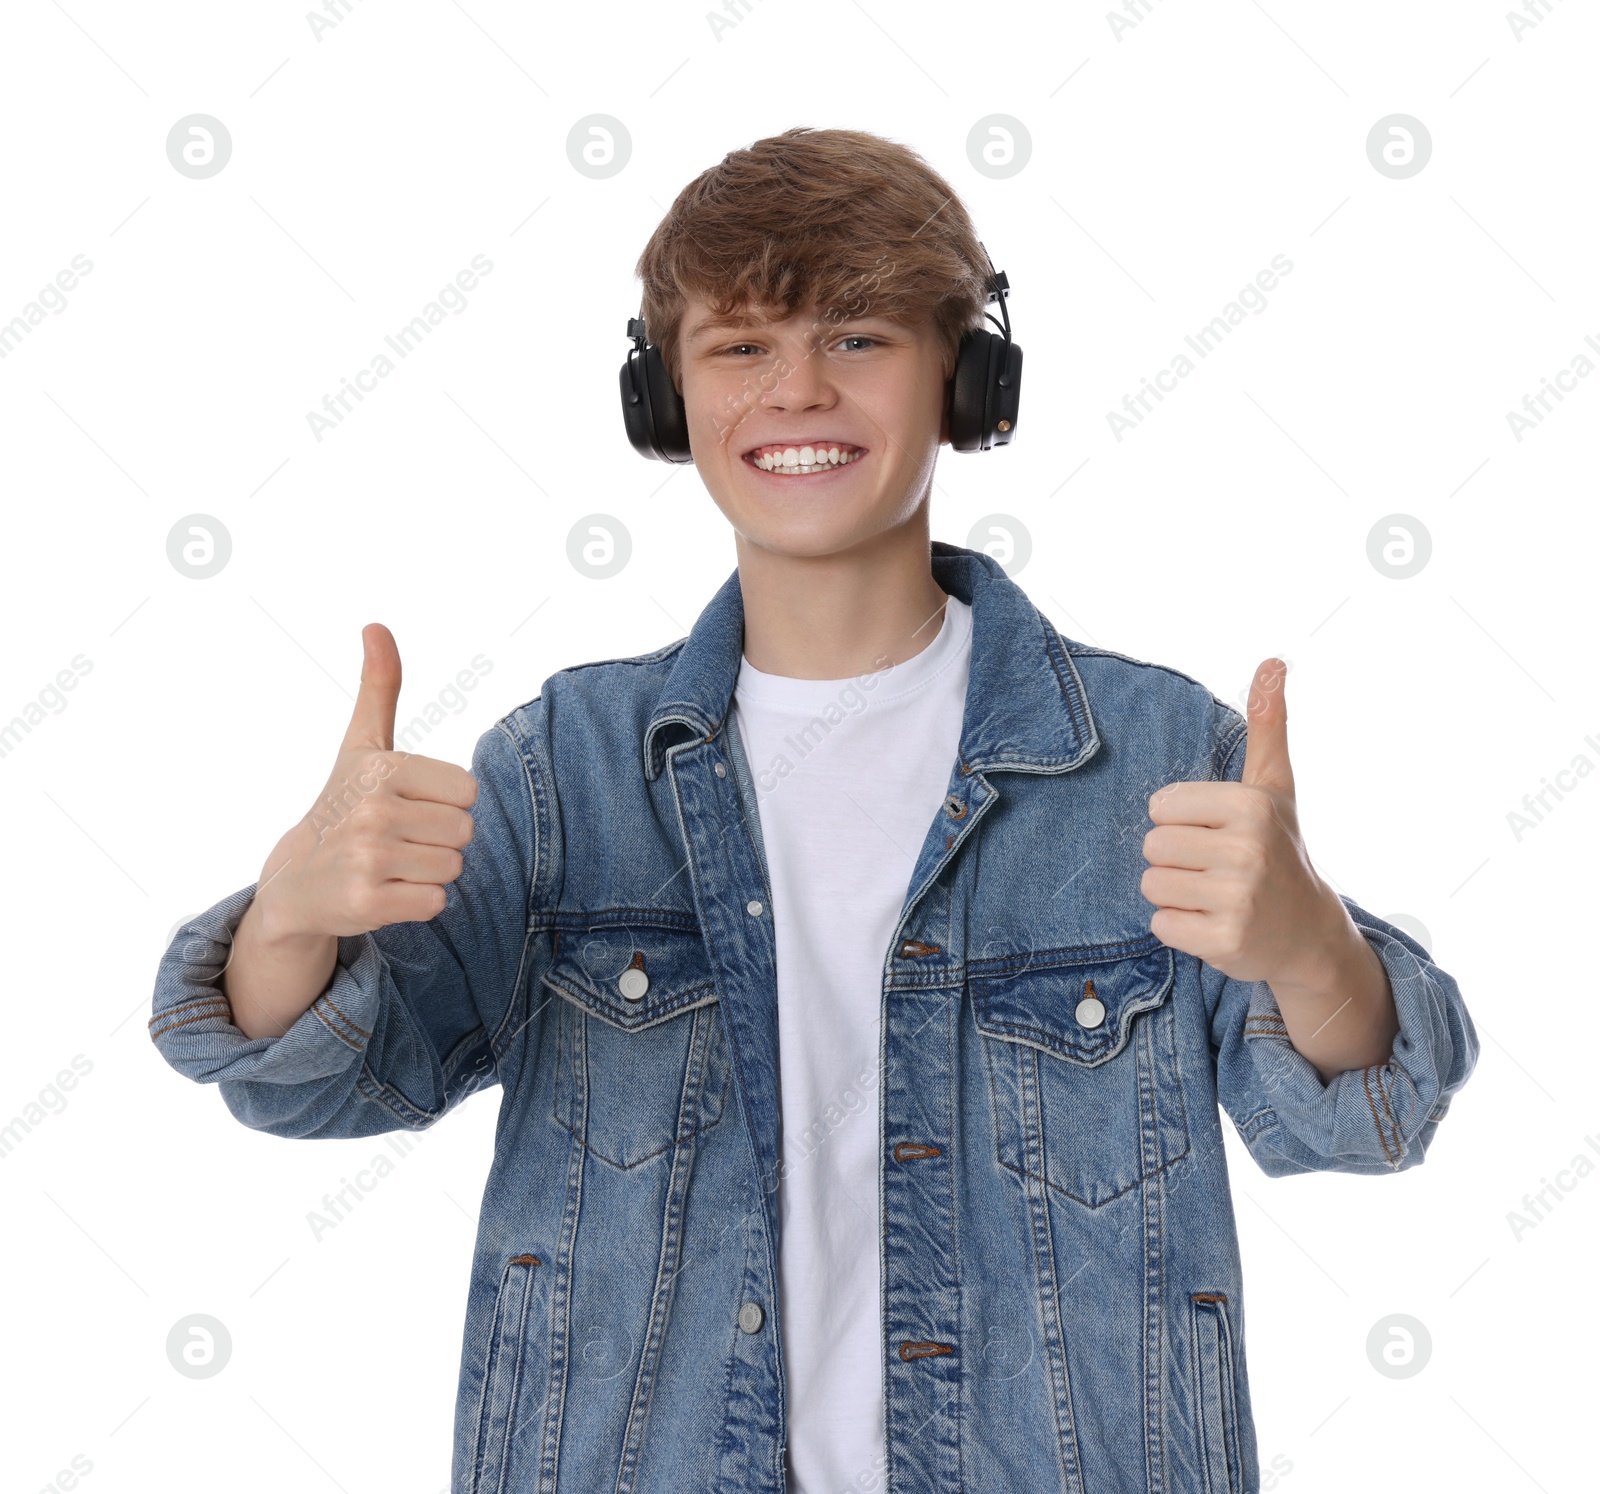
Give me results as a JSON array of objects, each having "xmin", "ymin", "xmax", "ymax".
[{"xmin": 1, "ymin": 2, "xmax": 1594, "ymax": 1491}]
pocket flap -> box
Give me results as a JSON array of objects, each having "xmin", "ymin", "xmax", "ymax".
[
  {"xmin": 970, "ymin": 936, "xmax": 1175, "ymax": 1065},
  {"xmin": 541, "ymin": 919, "xmax": 718, "ymax": 1032}
]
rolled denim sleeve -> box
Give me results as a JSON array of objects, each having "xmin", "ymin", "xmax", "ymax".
[
  {"xmin": 1202, "ymin": 700, "xmax": 1480, "ymax": 1176},
  {"xmin": 148, "ymin": 711, "xmax": 547, "ymax": 1140}
]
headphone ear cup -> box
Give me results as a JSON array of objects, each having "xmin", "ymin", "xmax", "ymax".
[
  {"xmin": 620, "ymin": 350, "xmax": 655, "ymax": 460},
  {"xmin": 619, "ymin": 338, "xmax": 694, "ymax": 462},
  {"xmin": 947, "ymin": 327, "xmax": 1022, "ymax": 453},
  {"xmin": 643, "ymin": 342, "xmax": 692, "ymax": 462},
  {"xmin": 945, "ymin": 328, "xmax": 991, "ymax": 454}
]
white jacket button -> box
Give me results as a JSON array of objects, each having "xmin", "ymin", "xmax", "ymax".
[
  {"xmin": 618, "ymin": 967, "xmax": 649, "ymax": 1001},
  {"xmin": 1075, "ymin": 994, "xmax": 1105, "ymax": 1027},
  {"xmin": 738, "ymin": 1302, "xmax": 764, "ymax": 1333}
]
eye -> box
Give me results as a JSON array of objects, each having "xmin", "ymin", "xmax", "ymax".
[{"xmin": 712, "ymin": 333, "xmax": 882, "ymax": 358}]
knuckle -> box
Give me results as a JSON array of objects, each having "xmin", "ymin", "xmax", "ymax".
[
  {"xmin": 355, "ymin": 795, "xmax": 392, "ymax": 832},
  {"xmin": 354, "ymin": 749, "xmax": 395, "ymax": 783},
  {"xmin": 348, "ymin": 837, "xmax": 385, "ymax": 880}
]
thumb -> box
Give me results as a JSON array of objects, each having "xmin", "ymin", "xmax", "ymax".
[
  {"xmin": 1241, "ymin": 657, "xmax": 1294, "ymax": 796},
  {"xmin": 340, "ymin": 623, "xmax": 401, "ymax": 754}
]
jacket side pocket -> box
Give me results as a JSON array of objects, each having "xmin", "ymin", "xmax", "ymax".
[
  {"xmin": 1189, "ymin": 1291, "xmax": 1242, "ymax": 1494},
  {"xmin": 468, "ymin": 1252, "xmax": 541, "ymax": 1494}
]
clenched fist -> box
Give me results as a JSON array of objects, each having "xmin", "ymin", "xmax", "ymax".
[{"xmin": 252, "ymin": 623, "xmax": 480, "ymax": 942}]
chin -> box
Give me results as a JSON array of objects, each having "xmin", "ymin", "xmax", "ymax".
[{"xmin": 735, "ymin": 509, "xmax": 904, "ymax": 562}]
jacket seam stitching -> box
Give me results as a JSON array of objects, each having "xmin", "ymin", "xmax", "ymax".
[
  {"xmin": 490, "ymin": 717, "xmax": 545, "ymax": 1055},
  {"xmin": 311, "ymin": 1001, "xmax": 363, "ymax": 1051},
  {"xmin": 149, "ymin": 992, "xmax": 234, "ymax": 1024},
  {"xmin": 147, "ymin": 1003, "xmax": 232, "ymax": 1043},
  {"xmin": 1361, "ymin": 1064, "xmax": 1400, "ymax": 1167},
  {"xmin": 1038, "ymin": 612, "xmax": 1097, "ymax": 752}
]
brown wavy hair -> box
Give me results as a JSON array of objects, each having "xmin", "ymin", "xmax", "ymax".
[{"xmin": 633, "ymin": 126, "xmax": 993, "ymax": 394}]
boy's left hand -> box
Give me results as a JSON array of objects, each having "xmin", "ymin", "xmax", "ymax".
[{"xmin": 1140, "ymin": 657, "xmax": 1349, "ymax": 985}]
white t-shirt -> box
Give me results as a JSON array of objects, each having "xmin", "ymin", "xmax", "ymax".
[{"xmin": 729, "ymin": 592, "xmax": 973, "ymax": 1494}]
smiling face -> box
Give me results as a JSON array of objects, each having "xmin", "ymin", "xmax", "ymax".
[{"xmin": 677, "ymin": 293, "xmax": 954, "ymax": 559}]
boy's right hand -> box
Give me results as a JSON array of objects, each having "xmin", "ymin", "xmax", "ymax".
[{"xmin": 251, "ymin": 623, "xmax": 480, "ymax": 943}]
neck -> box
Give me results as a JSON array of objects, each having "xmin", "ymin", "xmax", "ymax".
[{"xmin": 733, "ymin": 518, "xmax": 949, "ymax": 680}]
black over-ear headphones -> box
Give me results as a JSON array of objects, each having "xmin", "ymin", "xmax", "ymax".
[{"xmin": 619, "ymin": 241, "xmax": 1022, "ymax": 463}]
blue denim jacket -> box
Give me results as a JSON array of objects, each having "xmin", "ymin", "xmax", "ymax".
[{"xmin": 150, "ymin": 540, "xmax": 1478, "ymax": 1493}]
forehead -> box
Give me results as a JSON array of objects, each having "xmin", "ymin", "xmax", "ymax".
[{"xmin": 682, "ymin": 295, "xmax": 921, "ymax": 342}]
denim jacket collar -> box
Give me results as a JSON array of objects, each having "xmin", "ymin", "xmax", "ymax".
[{"xmin": 642, "ymin": 539, "xmax": 1102, "ymax": 781}]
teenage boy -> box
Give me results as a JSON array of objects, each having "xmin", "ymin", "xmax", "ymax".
[{"xmin": 152, "ymin": 126, "xmax": 1479, "ymax": 1494}]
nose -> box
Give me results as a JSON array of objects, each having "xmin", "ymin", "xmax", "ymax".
[{"xmin": 761, "ymin": 335, "xmax": 837, "ymax": 413}]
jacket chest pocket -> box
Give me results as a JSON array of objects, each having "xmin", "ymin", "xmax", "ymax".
[
  {"xmin": 970, "ymin": 936, "xmax": 1189, "ymax": 1207},
  {"xmin": 542, "ymin": 920, "xmax": 731, "ymax": 1170}
]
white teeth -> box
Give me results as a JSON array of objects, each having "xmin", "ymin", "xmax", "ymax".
[{"xmin": 752, "ymin": 445, "xmax": 860, "ymax": 473}]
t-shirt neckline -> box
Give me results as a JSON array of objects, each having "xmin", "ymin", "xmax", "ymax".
[{"xmin": 734, "ymin": 593, "xmax": 972, "ymax": 709}]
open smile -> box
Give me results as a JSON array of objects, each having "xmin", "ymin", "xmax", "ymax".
[{"xmin": 741, "ymin": 441, "xmax": 869, "ymax": 478}]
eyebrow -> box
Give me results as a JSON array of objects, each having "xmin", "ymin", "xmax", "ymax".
[{"xmin": 686, "ymin": 314, "xmax": 772, "ymax": 346}]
